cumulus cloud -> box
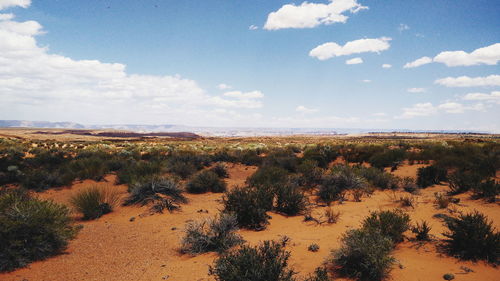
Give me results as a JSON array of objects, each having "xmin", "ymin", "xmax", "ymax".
[
  {"xmin": 0, "ymin": 0, "xmax": 30, "ymax": 10},
  {"xmin": 217, "ymin": 83, "xmax": 232, "ymax": 90},
  {"xmin": 0, "ymin": 10, "xmax": 264, "ymax": 125},
  {"xmin": 398, "ymin": 101, "xmax": 485, "ymax": 118},
  {"xmin": 398, "ymin": 103, "xmax": 437, "ymax": 118},
  {"xmin": 223, "ymin": 90, "xmax": 264, "ymax": 99},
  {"xmin": 382, "ymin": 64, "xmax": 392, "ymax": 68},
  {"xmin": 407, "ymin": 88, "xmax": 426, "ymax": 93},
  {"xmin": 309, "ymin": 37, "xmax": 391, "ymax": 60},
  {"xmin": 296, "ymin": 105, "xmax": 318, "ymax": 114},
  {"xmin": 404, "ymin": 43, "xmax": 500, "ymax": 68},
  {"xmin": 264, "ymin": 0, "xmax": 367, "ymax": 30},
  {"xmin": 345, "ymin": 57, "xmax": 363, "ymax": 65},
  {"xmin": 463, "ymin": 91, "xmax": 500, "ymax": 104},
  {"xmin": 403, "ymin": 56, "xmax": 432, "ymax": 68},
  {"xmin": 435, "ymin": 75, "xmax": 500, "ymax": 87}
]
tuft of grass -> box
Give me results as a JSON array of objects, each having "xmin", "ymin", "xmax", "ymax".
[
  {"xmin": 308, "ymin": 243, "xmax": 320, "ymax": 252},
  {"xmin": 303, "ymin": 267, "xmax": 329, "ymax": 281},
  {"xmin": 0, "ymin": 189, "xmax": 78, "ymax": 272},
  {"xmin": 124, "ymin": 177, "xmax": 187, "ymax": 213},
  {"xmin": 399, "ymin": 195, "xmax": 415, "ymax": 208},
  {"xmin": 209, "ymin": 240, "xmax": 296, "ymax": 281},
  {"xmin": 411, "ymin": 221, "xmax": 432, "ymax": 241},
  {"xmin": 181, "ymin": 213, "xmax": 243, "ymax": 254},
  {"xmin": 70, "ymin": 185, "xmax": 120, "ymax": 220},
  {"xmin": 324, "ymin": 208, "xmax": 341, "ymax": 224},
  {"xmin": 443, "ymin": 211, "xmax": 499, "ymax": 264},
  {"xmin": 434, "ymin": 192, "xmax": 450, "ymax": 209}
]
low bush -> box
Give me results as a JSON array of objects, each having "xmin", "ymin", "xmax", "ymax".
[
  {"xmin": 324, "ymin": 208, "xmax": 341, "ymax": 224},
  {"xmin": 247, "ymin": 166, "xmax": 289, "ymax": 189},
  {"xmin": 362, "ymin": 209, "xmax": 410, "ymax": 243},
  {"xmin": 181, "ymin": 213, "xmax": 243, "ymax": 254},
  {"xmin": 355, "ymin": 166, "xmax": 398, "ymax": 190},
  {"xmin": 443, "ymin": 211, "xmax": 499, "ymax": 264},
  {"xmin": 124, "ymin": 177, "xmax": 187, "ymax": 213},
  {"xmin": 303, "ymin": 267, "xmax": 329, "ymax": 281},
  {"xmin": 472, "ymin": 180, "xmax": 499, "ymax": 202},
  {"xmin": 434, "ymin": 192, "xmax": 450, "ymax": 209},
  {"xmin": 411, "ymin": 221, "xmax": 431, "ymax": 241},
  {"xmin": 308, "ymin": 243, "xmax": 320, "ymax": 252},
  {"xmin": 297, "ymin": 159, "xmax": 324, "ymax": 187},
  {"xmin": 400, "ymin": 177, "xmax": 419, "ymax": 194},
  {"xmin": 416, "ymin": 165, "xmax": 447, "ymax": 188},
  {"xmin": 317, "ymin": 165, "xmax": 366, "ymax": 205},
  {"xmin": 70, "ymin": 186, "xmax": 120, "ymax": 220},
  {"xmin": 0, "ymin": 189, "xmax": 78, "ymax": 272},
  {"xmin": 399, "ymin": 195, "xmax": 415, "ymax": 208},
  {"xmin": 222, "ymin": 186, "xmax": 269, "ymax": 230},
  {"xmin": 211, "ymin": 163, "xmax": 229, "ymax": 178},
  {"xmin": 209, "ymin": 240, "xmax": 296, "ymax": 281},
  {"xmin": 332, "ymin": 228, "xmax": 395, "ymax": 281},
  {"xmin": 275, "ymin": 184, "xmax": 308, "ymax": 216},
  {"xmin": 187, "ymin": 170, "xmax": 227, "ymax": 194},
  {"xmin": 448, "ymin": 170, "xmax": 484, "ymax": 194}
]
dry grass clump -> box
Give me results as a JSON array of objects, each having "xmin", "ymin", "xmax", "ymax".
[{"xmin": 70, "ymin": 185, "xmax": 120, "ymax": 220}]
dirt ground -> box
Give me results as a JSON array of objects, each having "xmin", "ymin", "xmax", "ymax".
[{"xmin": 1, "ymin": 163, "xmax": 499, "ymax": 281}]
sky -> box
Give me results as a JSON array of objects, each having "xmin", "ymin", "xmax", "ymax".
[{"xmin": 0, "ymin": 0, "xmax": 499, "ymax": 131}]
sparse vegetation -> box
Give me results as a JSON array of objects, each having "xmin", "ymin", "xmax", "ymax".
[
  {"xmin": 0, "ymin": 189, "xmax": 78, "ymax": 272},
  {"xmin": 434, "ymin": 192, "xmax": 450, "ymax": 209},
  {"xmin": 308, "ymin": 243, "xmax": 320, "ymax": 252},
  {"xmin": 443, "ymin": 211, "xmax": 499, "ymax": 264},
  {"xmin": 362, "ymin": 209, "xmax": 410, "ymax": 243},
  {"xmin": 70, "ymin": 185, "xmax": 120, "ymax": 220},
  {"xmin": 209, "ymin": 240, "xmax": 296, "ymax": 281},
  {"xmin": 181, "ymin": 213, "xmax": 243, "ymax": 254},
  {"xmin": 416, "ymin": 165, "xmax": 447, "ymax": 188},
  {"xmin": 412, "ymin": 220, "xmax": 432, "ymax": 241},
  {"xmin": 222, "ymin": 186, "xmax": 269, "ymax": 230},
  {"xmin": 187, "ymin": 170, "xmax": 227, "ymax": 194}
]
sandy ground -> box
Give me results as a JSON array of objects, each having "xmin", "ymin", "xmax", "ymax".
[{"xmin": 1, "ymin": 163, "xmax": 499, "ymax": 281}]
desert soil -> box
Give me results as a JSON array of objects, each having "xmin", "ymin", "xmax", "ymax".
[{"xmin": 1, "ymin": 163, "xmax": 499, "ymax": 281}]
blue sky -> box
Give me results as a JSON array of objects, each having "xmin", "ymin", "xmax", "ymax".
[{"xmin": 0, "ymin": 0, "xmax": 499, "ymax": 131}]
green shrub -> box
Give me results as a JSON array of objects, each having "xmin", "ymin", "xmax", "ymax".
[
  {"xmin": 209, "ymin": 240, "xmax": 296, "ymax": 281},
  {"xmin": 168, "ymin": 161, "xmax": 198, "ymax": 179},
  {"xmin": 354, "ymin": 166, "xmax": 398, "ymax": 190},
  {"xmin": 448, "ymin": 170, "xmax": 484, "ymax": 194},
  {"xmin": 411, "ymin": 221, "xmax": 431, "ymax": 241},
  {"xmin": 443, "ymin": 211, "xmax": 499, "ymax": 264},
  {"xmin": 247, "ymin": 166, "xmax": 289, "ymax": 189},
  {"xmin": 400, "ymin": 177, "xmax": 418, "ymax": 194},
  {"xmin": 416, "ymin": 165, "xmax": 447, "ymax": 188},
  {"xmin": 211, "ymin": 163, "xmax": 229, "ymax": 178},
  {"xmin": 187, "ymin": 170, "xmax": 227, "ymax": 194},
  {"xmin": 317, "ymin": 166, "xmax": 366, "ymax": 205},
  {"xmin": 332, "ymin": 228, "xmax": 395, "ymax": 281},
  {"xmin": 362, "ymin": 209, "xmax": 410, "ymax": 243},
  {"xmin": 0, "ymin": 189, "xmax": 78, "ymax": 272},
  {"xmin": 472, "ymin": 180, "xmax": 499, "ymax": 202},
  {"xmin": 70, "ymin": 185, "xmax": 120, "ymax": 220},
  {"xmin": 222, "ymin": 186, "xmax": 269, "ymax": 230},
  {"xmin": 275, "ymin": 184, "xmax": 308, "ymax": 216},
  {"xmin": 21, "ymin": 169, "xmax": 75, "ymax": 191},
  {"xmin": 124, "ymin": 177, "xmax": 187, "ymax": 213},
  {"xmin": 297, "ymin": 159, "xmax": 324, "ymax": 187},
  {"xmin": 181, "ymin": 213, "xmax": 243, "ymax": 254},
  {"xmin": 303, "ymin": 267, "xmax": 329, "ymax": 281}
]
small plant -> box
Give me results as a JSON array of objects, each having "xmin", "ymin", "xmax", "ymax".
[
  {"xmin": 211, "ymin": 163, "xmax": 229, "ymax": 178},
  {"xmin": 124, "ymin": 177, "xmax": 187, "ymax": 213},
  {"xmin": 434, "ymin": 192, "xmax": 450, "ymax": 209},
  {"xmin": 416, "ymin": 165, "xmax": 447, "ymax": 188},
  {"xmin": 443, "ymin": 211, "xmax": 499, "ymax": 264},
  {"xmin": 399, "ymin": 195, "xmax": 415, "ymax": 208},
  {"xmin": 187, "ymin": 170, "xmax": 227, "ymax": 194},
  {"xmin": 308, "ymin": 243, "xmax": 320, "ymax": 252},
  {"xmin": 324, "ymin": 208, "xmax": 341, "ymax": 224},
  {"xmin": 70, "ymin": 185, "xmax": 120, "ymax": 220},
  {"xmin": 448, "ymin": 170, "xmax": 483, "ymax": 194},
  {"xmin": 411, "ymin": 221, "xmax": 432, "ymax": 241},
  {"xmin": 209, "ymin": 240, "xmax": 296, "ymax": 281},
  {"xmin": 222, "ymin": 186, "xmax": 269, "ymax": 230},
  {"xmin": 303, "ymin": 267, "xmax": 329, "ymax": 281},
  {"xmin": 352, "ymin": 188, "xmax": 364, "ymax": 202},
  {"xmin": 472, "ymin": 180, "xmax": 499, "ymax": 202},
  {"xmin": 0, "ymin": 189, "xmax": 78, "ymax": 272},
  {"xmin": 181, "ymin": 213, "xmax": 243, "ymax": 254},
  {"xmin": 362, "ymin": 209, "xmax": 410, "ymax": 244},
  {"xmin": 275, "ymin": 184, "xmax": 308, "ymax": 216},
  {"xmin": 332, "ymin": 228, "xmax": 395, "ymax": 281},
  {"xmin": 400, "ymin": 177, "xmax": 418, "ymax": 194}
]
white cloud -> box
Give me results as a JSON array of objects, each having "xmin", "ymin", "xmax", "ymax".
[
  {"xmin": 361, "ymin": 79, "xmax": 371, "ymax": 83},
  {"xmin": 398, "ymin": 103, "xmax": 437, "ymax": 118},
  {"xmin": 0, "ymin": 0, "xmax": 30, "ymax": 10},
  {"xmin": 403, "ymin": 56, "xmax": 432, "ymax": 68},
  {"xmin": 0, "ymin": 11, "xmax": 265, "ymax": 125},
  {"xmin": 345, "ymin": 57, "xmax": 363, "ymax": 65},
  {"xmin": 309, "ymin": 37, "xmax": 391, "ymax": 60},
  {"xmin": 463, "ymin": 91, "xmax": 500, "ymax": 104},
  {"xmin": 433, "ymin": 43, "xmax": 500, "ymax": 66},
  {"xmin": 435, "ymin": 75, "xmax": 500, "ymax": 87},
  {"xmin": 382, "ymin": 64, "xmax": 392, "ymax": 68},
  {"xmin": 264, "ymin": 0, "xmax": 367, "ymax": 30},
  {"xmin": 296, "ymin": 105, "xmax": 318, "ymax": 114},
  {"xmin": 407, "ymin": 88, "xmax": 426, "ymax": 93},
  {"xmin": 438, "ymin": 102, "xmax": 485, "ymax": 113},
  {"xmin": 223, "ymin": 90, "xmax": 264, "ymax": 99},
  {"xmin": 398, "ymin": 23, "xmax": 409, "ymax": 32},
  {"xmin": 217, "ymin": 83, "xmax": 232, "ymax": 90},
  {"xmin": 373, "ymin": 112, "xmax": 386, "ymax": 116},
  {"xmin": 248, "ymin": 25, "xmax": 258, "ymax": 30}
]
